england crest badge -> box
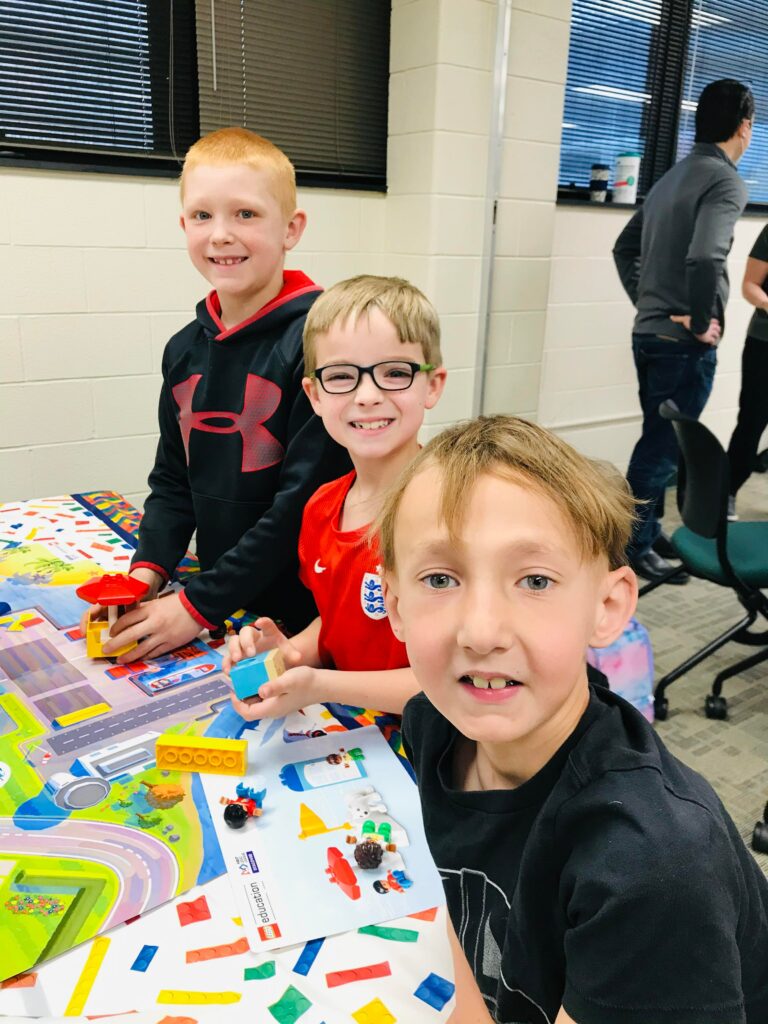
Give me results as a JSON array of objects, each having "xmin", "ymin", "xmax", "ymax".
[{"xmin": 360, "ymin": 572, "xmax": 387, "ymax": 620}]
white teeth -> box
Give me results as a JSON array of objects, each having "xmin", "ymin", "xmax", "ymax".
[
  {"xmin": 212, "ymin": 257, "xmax": 244, "ymax": 265},
  {"xmin": 472, "ymin": 676, "xmax": 490, "ymax": 689},
  {"xmin": 353, "ymin": 420, "xmax": 390, "ymax": 430},
  {"xmin": 489, "ymin": 677, "xmax": 507, "ymax": 689}
]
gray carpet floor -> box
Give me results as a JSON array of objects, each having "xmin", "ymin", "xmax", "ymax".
[{"xmin": 640, "ymin": 470, "xmax": 768, "ymax": 873}]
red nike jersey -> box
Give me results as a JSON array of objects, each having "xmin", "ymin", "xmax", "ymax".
[{"xmin": 298, "ymin": 471, "xmax": 409, "ymax": 672}]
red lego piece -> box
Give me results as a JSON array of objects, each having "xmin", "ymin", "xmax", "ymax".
[
  {"xmin": 325, "ymin": 961, "xmax": 392, "ymax": 988},
  {"xmin": 409, "ymin": 906, "xmax": 438, "ymax": 922},
  {"xmin": 325, "ymin": 847, "xmax": 361, "ymax": 901},
  {"xmin": 176, "ymin": 895, "xmax": 211, "ymax": 926},
  {"xmin": 76, "ymin": 573, "xmax": 150, "ymax": 606}
]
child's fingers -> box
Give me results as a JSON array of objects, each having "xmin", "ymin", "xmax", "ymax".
[{"xmin": 230, "ymin": 693, "xmax": 264, "ymax": 721}]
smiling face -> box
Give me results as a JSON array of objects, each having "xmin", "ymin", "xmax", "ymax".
[
  {"xmin": 384, "ymin": 466, "xmax": 635, "ymax": 764},
  {"xmin": 302, "ymin": 307, "xmax": 446, "ymax": 470},
  {"xmin": 180, "ymin": 163, "xmax": 306, "ymax": 325}
]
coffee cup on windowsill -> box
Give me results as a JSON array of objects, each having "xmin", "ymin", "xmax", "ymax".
[{"xmin": 589, "ymin": 163, "xmax": 610, "ymax": 203}]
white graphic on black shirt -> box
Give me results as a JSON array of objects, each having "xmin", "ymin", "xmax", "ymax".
[{"xmin": 441, "ymin": 867, "xmax": 552, "ymax": 1024}]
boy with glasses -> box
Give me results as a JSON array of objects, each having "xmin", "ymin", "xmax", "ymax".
[{"xmin": 224, "ymin": 275, "xmax": 446, "ymax": 719}]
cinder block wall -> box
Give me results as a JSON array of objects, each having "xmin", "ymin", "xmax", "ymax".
[{"xmin": 1, "ymin": 0, "xmax": 763, "ymax": 504}]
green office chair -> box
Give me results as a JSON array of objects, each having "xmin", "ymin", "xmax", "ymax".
[{"xmin": 647, "ymin": 401, "xmax": 768, "ymax": 721}]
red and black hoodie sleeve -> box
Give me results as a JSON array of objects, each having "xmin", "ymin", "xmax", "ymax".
[{"xmin": 131, "ymin": 344, "xmax": 197, "ymax": 585}]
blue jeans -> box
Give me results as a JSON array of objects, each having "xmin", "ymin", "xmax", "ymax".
[{"xmin": 626, "ymin": 333, "xmax": 717, "ymax": 559}]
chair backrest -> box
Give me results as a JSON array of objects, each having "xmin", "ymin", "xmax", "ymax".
[{"xmin": 659, "ymin": 400, "xmax": 729, "ymax": 540}]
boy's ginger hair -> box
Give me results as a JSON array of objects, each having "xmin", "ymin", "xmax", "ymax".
[
  {"xmin": 378, "ymin": 415, "xmax": 636, "ymax": 572},
  {"xmin": 180, "ymin": 127, "xmax": 297, "ymax": 219},
  {"xmin": 303, "ymin": 275, "xmax": 442, "ymax": 375}
]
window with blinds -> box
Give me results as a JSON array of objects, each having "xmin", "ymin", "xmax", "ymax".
[
  {"xmin": 0, "ymin": 0, "xmax": 198, "ymax": 172},
  {"xmin": 559, "ymin": 0, "xmax": 662, "ymax": 194},
  {"xmin": 560, "ymin": 0, "xmax": 766, "ymax": 208},
  {"xmin": 194, "ymin": 0, "xmax": 390, "ymax": 191},
  {"xmin": 677, "ymin": 1, "xmax": 768, "ymax": 204}
]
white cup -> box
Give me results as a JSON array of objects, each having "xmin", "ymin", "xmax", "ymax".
[{"xmin": 613, "ymin": 152, "xmax": 641, "ymax": 204}]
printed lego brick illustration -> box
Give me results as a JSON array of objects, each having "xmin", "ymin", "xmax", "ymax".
[{"xmin": 201, "ymin": 727, "xmax": 444, "ymax": 953}]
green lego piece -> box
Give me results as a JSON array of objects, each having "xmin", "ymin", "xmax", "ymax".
[
  {"xmin": 361, "ymin": 819, "xmax": 375, "ymax": 835},
  {"xmin": 358, "ymin": 923, "xmax": 418, "ymax": 942},
  {"xmin": 347, "ymin": 747, "xmax": 365, "ymax": 760},
  {"xmin": 244, "ymin": 960, "xmax": 276, "ymax": 980},
  {"xmin": 267, "ymin": 984, "xmax": 312, "ymax": 1023}
]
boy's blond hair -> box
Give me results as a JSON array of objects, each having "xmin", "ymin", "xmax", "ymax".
[
  {"xmin": 180, "ymin": 127, "xmax": 297, "ymax": 219},
  {"xmin": 378, "ymin": 415, "xmax": 636, "ymax": 572},
  {"xmin": 303, "ymin": 275, "xmax": 442, "ymax": 375}
]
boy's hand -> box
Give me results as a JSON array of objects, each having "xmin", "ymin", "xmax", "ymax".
[
  {"xmin": 102, "ymin": 591, "xmax": 201, "ymax": 663},
  {"xmin": 222, "ymin": 618, "xmax": 302, "ymax": 676},
  {"xmin": 230, "ymin": 665, "xmax": 321, "ymax": 722},
  {"xmin": 78, "ymin": 567, "xmax": 164, "ymax": 637}
]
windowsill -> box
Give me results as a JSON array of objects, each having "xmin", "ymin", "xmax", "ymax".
[{"xmin": 557, "ymin": 190, "xmax": 768, "ymax": 216}]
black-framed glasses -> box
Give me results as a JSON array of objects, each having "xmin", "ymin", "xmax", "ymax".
[{"xmin": 311, "ymin": 360, "xmax": 435, "ymax": 394}]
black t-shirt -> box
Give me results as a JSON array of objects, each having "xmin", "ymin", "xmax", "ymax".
[
  {"xmin": 403, "ymin": 686, "xmax": 768, "ymax": 1024},
  {"xmin": 747, "ymin": 225, "xmax": 768, "ymax": 342}
]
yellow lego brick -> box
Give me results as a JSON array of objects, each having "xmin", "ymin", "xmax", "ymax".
[
  {"xmin": 54, "ymin": 702, "xmax": 110, "ymax": 728},
  {"xmin": 85, "ymin": 617, "xmax": 137, "ymax": 659},
  {"xmin": 64, "ymin": 936, "xmax": 110, "ymax": 1015},
  {"xmin": 157, "ymin": 990, "xmax": 242, "ymax": 1005},
  {"xmin": 352, "ymin": 997, "xmax": 397, "ymax": 1024},
  {"xmin": 155, "ymin": 734, "xmax": 247, "ymax": 776}
]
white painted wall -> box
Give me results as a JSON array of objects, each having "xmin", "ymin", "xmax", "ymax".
[{"xmin": 1, "ymin": 0, "xmax": 764, "ymax": 507}]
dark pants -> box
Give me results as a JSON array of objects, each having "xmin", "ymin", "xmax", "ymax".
[
  {"xmin": 626, "ymin": 333, "xmax": 717, "ymax": 559},
  {"xmin": 726, "ymin": 335, "xmax": 768, "ymax": 496}
]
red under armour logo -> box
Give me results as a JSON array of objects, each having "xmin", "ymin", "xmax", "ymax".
[{"xmin": 172, "ymin": 373, "xmax": 284, "ymax": 472}]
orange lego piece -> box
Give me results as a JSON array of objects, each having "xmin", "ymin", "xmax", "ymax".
[
  {"xmin": 1, "ymin": 972, "xmax": 37, "ymax": 989},
  {"xmin": 155, "ymin": 1018, "xmax": 197, "ymax": 1024},
  {"xmin": 185, "ymin": 937, "xmax": 250, "ymax": 962},
  {"xmin": 176, "ymin": 895, "xmax": 211, "ymax": 926},
  {"xmin": 156, "ymin": 734, "xmax": 247, "ymax": 776},
  {"xmin": 326, "ymin": 961, "xmax": 391, "ymax": 987},
  {"xmin": 408, "ymin": 906, "xmax": 438, "ymax": 922}
]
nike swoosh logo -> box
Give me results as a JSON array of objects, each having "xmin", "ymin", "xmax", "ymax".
[{"xmin": 314, "ymin": 560, "xmax": 327, "ymax": 574}]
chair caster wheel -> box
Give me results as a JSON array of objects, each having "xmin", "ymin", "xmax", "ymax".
[
  {"xmin": 752, "ymin": 821, "xmax": 768, "ymax": 855},
  {"xmin": 704, "ymin": 694, "xmax": 728, "ymax": 720},
  {"xmin": 654, "ymin": 697, "xmax": 669, "ymax": 721}
]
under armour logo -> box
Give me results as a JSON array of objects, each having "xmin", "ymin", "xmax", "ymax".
[
  {"xmin": 172, "ymin": 373, "xmax": 284, "ymax": 472},
  {"xmin": 314, "ymin": 560, "xmax": 327, "ymax": 574}
]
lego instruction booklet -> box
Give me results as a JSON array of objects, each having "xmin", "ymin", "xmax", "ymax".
[{"xmin": 201, "ymin": 724, "xmax": 445, "ymax": 952}]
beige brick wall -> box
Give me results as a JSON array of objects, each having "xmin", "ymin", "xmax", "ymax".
[
  {"xmin": 1, "ymin": 0, "xmax": 764, "ymax": 507},
  {"xmin": 541, "ymin": 205, "xmax": 767, "ymax": 468}
]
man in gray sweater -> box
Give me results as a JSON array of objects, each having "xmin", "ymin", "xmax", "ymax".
[{"xmin": 613, "ymin": 79, "xmax": 753, "ymax": 584}]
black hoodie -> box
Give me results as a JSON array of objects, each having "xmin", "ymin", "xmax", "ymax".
[{"xmin": 133, "ymin": 271, "xmax": 350, "ymax": 631}]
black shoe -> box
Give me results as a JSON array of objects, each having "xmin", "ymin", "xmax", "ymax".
[
  {"xmin": 631, "ymin": 549, "xmax": 689, "ymax": 585},
  {"xmin": 652, "ymin": 531, "xmax": 677, "ymax": 559}
]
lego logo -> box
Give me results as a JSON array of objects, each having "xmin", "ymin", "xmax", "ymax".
[{"xmin": 257, "ymin": 923, "xmax": 281, "ymax": 941}]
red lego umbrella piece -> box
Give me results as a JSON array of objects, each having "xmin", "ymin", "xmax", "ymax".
[{"xmin": 76, "ymin": 573, "xmax": 150, "ymax": 607}]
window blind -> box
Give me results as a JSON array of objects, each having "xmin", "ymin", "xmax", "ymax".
[
  {"xmin": 195, "ymin": 0, "xmax": 390, "ymax": 190},
  {"xmin": 0, "ymin": 0, "xmax": 198, "ymax": 168},
  {"xmin": 559, "ymin": 0, "xmax": 662, "ymax": 193},
  {"xmin": 677, "ymin": 0, "xmax": 768, "ymax": 205}
]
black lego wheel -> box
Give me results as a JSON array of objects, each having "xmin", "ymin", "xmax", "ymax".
[
  {"xmin": 654, "ymin": 697, "xmax": 669, "ymax": 722},
  {"xmin": 704, "ymin": 694, "xmax": 728, "ymax": 720},
  {"xmin": 224, "ymin": 803, "xmax": 248, "ymax": 829},
  {"xmin": 752, "ymin": 821, "xmax": 768, "ymax": 855}
]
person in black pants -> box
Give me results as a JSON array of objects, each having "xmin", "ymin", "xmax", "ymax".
[
  {"xmin": 726, "ymin": 223, "xmax": 768, "ymax": 520},
  {"xmin": 613, "ymin": 79, "xmax": 753, "ymax": 583}
]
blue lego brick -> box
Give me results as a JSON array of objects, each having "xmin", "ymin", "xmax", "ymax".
[
  {"xmin": 292, "ymin": 937, "xmax": 324, "ymax": 975},
  {"xmin": 414, "ymin": 972, "xmax": 455, "ymax": 1011},
  {"xmin": 230, "ymin": 648, "xmax": 284, "ymax": 701},
  {"xmin": 131, "ymin": 944, "xmax": 159, "ymax": 972}
]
